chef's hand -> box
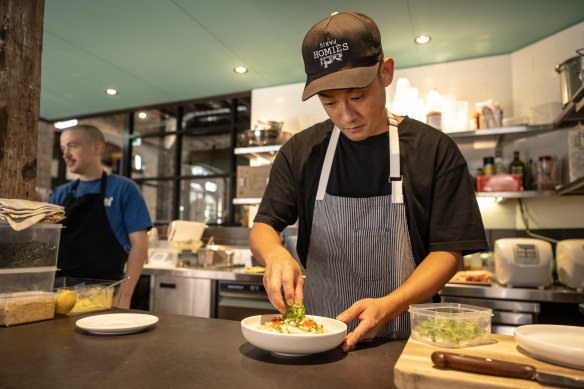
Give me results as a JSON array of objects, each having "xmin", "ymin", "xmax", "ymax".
[
  {"xmin": 263, "ymin": 253, "xmax": 304, "ymax": 314},
  {"xmin": 336, "ymin": 297, "xmax": 395, "ymax": 352}
]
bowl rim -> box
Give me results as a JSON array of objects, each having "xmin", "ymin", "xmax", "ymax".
[{"xmin": 241, "ymin": 314, "xmax": 347, "ymax": 337}]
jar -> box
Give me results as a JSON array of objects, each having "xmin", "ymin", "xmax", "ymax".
[{"xmin": 483, "ymin": 157, "xmax": 495, "ymax": 175}]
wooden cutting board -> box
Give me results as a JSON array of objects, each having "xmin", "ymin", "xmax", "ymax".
[{"xmin": 394, "ymin": 334, "xmax": 584, "ymax": 388}]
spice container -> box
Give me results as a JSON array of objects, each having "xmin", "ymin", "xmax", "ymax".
[{"xmin": 409, "ymin": 303, "xmax": 493, "ymax": 348}]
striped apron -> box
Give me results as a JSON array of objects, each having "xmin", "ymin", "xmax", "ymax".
[{"xmin": 304, "ymin": 116, "xmax": 416, "ymax": 339}]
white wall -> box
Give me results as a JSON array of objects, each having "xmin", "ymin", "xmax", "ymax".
[{"xmin": 251, "ymin": 21, "xmax": 584, "ymax": 231}]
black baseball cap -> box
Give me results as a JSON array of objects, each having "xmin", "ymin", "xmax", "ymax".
[{"xmin": 301, "ymin": 11, "xmax": 384, "ymax": 101}]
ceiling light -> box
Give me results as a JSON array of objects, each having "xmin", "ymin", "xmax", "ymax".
[
  {"xmin": 415, "ymin": 35, "xmax": 431, "ymax": 45},
  {"xmin": 234, "ymin": 66, "xmax": 248, "ymax": 74},
  {"xmin": 138, "ymin": 112, "xmax": 147, "ymax": 119},
  {"xmin": 54, "ymin": 119, "xmax": 78, "ymax": 129},
  {"xmin": 105, "ymin": 88, "xmax": 118, "ymax": 96}
]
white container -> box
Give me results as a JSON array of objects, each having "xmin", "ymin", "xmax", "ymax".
[
  {"xmin": 556, "ymin": 239, "xmax": 584, "ymax": 291},
  {"xmin": 147, "ymin": 248, "xmax": 179, "ymax": 267},
  {"xmin": 494, "ymin": 238, "xmax": 553, "ymax": 288}
]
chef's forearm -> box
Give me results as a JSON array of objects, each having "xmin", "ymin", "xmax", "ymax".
[
  {"xmin": 249, "ymin": 222, "xmax": 290, "ymax": 266},
  {"xmin": 386, "ymin": 250, "xmax": 461, "ymax": 316},
  {"xmin": 119, "ymin": 229, "xmax": 148, "ymax": 307}
]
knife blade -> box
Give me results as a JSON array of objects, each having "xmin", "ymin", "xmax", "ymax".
[{"xmin": 431, "ymin": 351, "xmax": 584, "ymax": 388}]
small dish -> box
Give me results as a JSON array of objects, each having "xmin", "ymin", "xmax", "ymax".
[
  {"xmin": 241, "ymin": 314, "xmax": 347, "ymax": 356},
  {"xmin": 76, "ymin": 313, "xmax": 158, "ymax": 335}
]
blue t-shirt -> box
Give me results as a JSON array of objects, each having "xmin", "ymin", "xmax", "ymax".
[{"xmin": 49, "ymin": 174, "xmax": 152, "ymax": 253}]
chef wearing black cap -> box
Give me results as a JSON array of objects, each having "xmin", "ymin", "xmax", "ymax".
[{"xmin": 250, "ymin": 11, "xmax": 488, "ymax": 351}]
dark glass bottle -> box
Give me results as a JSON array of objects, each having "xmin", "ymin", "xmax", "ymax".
[{"xmin": 510, "ymin": 150, "xmax": 525, "ymax": 190}]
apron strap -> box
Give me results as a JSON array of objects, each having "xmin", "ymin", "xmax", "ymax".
[
  {"xmin": 388, "ymin": 116, "xmax": 403, "ymax": 204},
  {"xmin": 316, "ymin": 127, "xmax": 341, "ymax": 201},
  {"xmin": 315, "ymin": 116, "xmax": 403, "ymax": 203}
]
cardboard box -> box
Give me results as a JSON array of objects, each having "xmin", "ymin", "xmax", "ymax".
[{"xmin": 236, "ymin": 165, "xmax": 271, "ymax": 198}]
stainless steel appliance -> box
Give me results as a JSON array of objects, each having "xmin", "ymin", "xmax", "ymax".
[
  {"xmin": 494, "ymin": 238, "xmax": 553, "ymax": 288},
  {"xmin": 215, "ymin": 280, "xmax": 278, "ymax": 320},
  {"xmin": 557, "ymin": 239, "xmax": 584, "ymax": 291},
  {"xmin": 150, "ymin": 274, "xmax": 212, "ymax": 317}
]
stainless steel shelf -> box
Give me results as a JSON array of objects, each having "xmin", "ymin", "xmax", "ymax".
[
  {"xmin": 475, "ymin": 190, "xmax": 554, "ymax": 199},
  {"xmin": 233, "ymin": 198, "xmax": 262, "ymax": 205},
  {"xmin": 555, "ymin": 176, "xmax": 584, "ymax": 196},
  {"xmin": 447, "ymin": 124, "xmax": 554, "ymax": 140},
  {"xmin": 554, "ymin": 83, "xmax": 584, "ymax": 127},
  {"xmin": 234, "ymin": 145, "xmax": 281, "ymax": 161}
]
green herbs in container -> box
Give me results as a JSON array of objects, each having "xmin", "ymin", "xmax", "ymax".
[{"xmin": 409, "ymin": 303, "xmax": 493, "ymax": 348}]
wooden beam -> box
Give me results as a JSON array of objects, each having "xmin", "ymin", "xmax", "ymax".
[{"xmin": 0, "ymin": 0, "xmax": 45, "ymax": 199}]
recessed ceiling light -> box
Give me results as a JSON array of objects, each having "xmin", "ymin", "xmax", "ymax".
[
  {"xmin": 234, "ymin": 66, "xmax": 248, "ymax": 74},
  {"xmin": 138, "ymin": 112, "xmax": 147, "ymax": 119},
  {"xmin": 105, "ymin": 88, "xmax": 118, "ymax": 96},
  {"xmin": 415, "ymin": 35, "xmax": 431, "ymax": 45},
  {"xmin": 54, "ymin": 119, "xmax": 78, "ymax": 129}
]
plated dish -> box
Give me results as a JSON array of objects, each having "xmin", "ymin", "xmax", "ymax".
[
  {"xmin": 515, "ymin": 324, "xmax": 584, "ymax": 370},
  {"xmin": 75, "ymin": 313, "xmax": 159, "ymax": 335},
  {"xmin": 241, "ymin": 307, "xmax": 347, "ymax": 356}
]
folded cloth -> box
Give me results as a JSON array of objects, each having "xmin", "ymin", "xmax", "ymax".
[{"xmin": 0, "ymin": 198, "xmax": 65, "ymax": 231}]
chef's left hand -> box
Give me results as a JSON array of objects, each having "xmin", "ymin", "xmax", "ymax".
[{"xmin": 336, "ymin": 297, "xmax": 395, "ymax": 352}]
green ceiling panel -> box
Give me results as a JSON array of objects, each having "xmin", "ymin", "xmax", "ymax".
[{"xmin": 39, "ymin": 0, "xmax": 584, "ymax": 120}]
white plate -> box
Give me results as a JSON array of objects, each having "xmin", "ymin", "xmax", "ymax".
[
  {"xmin": 241, "ymin": 314, "xmax": 347, "ymax": 356},
  {"xmin": 515, "ymin": 324, "xmax": 584, "ymax": 370},
  {"xmin": 76, "ymin": 313, "xmax": 159, "ymax": 335}
]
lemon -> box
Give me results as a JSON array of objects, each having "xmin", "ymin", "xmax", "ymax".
[{"xmin": 55, "ymin": 290, "xmax": 77, "ymax": 314}]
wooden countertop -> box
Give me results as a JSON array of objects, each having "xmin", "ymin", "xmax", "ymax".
[{"xmin": 0, "ymin": 310, "xmax": 406, "ymax": 389}]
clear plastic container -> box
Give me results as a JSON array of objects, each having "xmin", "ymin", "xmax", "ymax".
[
  {"xmin": 54, "ymin": 277, "xmax": 123, "ymax": 315},
  {"xmin": 409, "ymin": 303, "xmax": 493, "ymax": 348},
  {"xmin": 0, "ymin": 222, "xmax": 62, "ymax": 269},
  {"xmin": 0, "ymin": 291, "xmax": 57, "ymax": 326},
  {"xmin": 0, "ymin": 267, "xmax": 57, "ymax": 294}
]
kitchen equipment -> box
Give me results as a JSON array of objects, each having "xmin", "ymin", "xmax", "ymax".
[
  {"xmin": 394, "ymin": 334, "xmax": 584, "ymax": 389},
  {"xmin": 515, "ymin": 324, "xmax": 584, "ymax": 370},
  {"xmin": 409, "ymin": 303, "xmax": 492, "ymax": 348},
  {"xmin": 556, "ymin": 48, "xmax": 584, "ymax": 107},
  {"xmin": 167, "ymin": 220, "xmax": 205, "ymax": 253},
  {"xmin": 556, "ymin": 239, "xmax": 584, "ymax": 291},
  {"xmin": 431, "ymin": 351, "xmax": 584, "ymax": 388},
  {"xmin": 147, "ymin": 248, "xmax": 179, "ymax": 267},
  {"xmin": 238, "ymin": 119, "xmax": 292, "ymax": 146},
  {"xmin": 240, "ymin": 314, "xmax": 347, "ymax": 356},
  {"xmin": 494, "ymin": 238, "xmax": 553, "ymax": 288},
  {"xmin": 216, "ymin": 280, "xmax": 277, "ymax": 320}
]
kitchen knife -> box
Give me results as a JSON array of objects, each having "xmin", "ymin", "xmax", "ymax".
[{"xmin": 431, "ymin": 351, "xmax": 584, "ymax": 388}]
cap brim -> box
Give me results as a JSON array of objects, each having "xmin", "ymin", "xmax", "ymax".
[{"xmin": 301, "ymin": 62, "xmax": 380, "ymax": 101}]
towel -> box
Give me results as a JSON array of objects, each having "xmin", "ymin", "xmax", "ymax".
[{"xmin": 0, "ymin": 198, "xmax": 65, "ymax": 231}]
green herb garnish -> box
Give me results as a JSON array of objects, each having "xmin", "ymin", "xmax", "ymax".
[
  {"xmin": 415, "ymin": 315, "xmax": 487, "ymax": 344},
  {"xmin": 282, "ymin": 300, "xmax": 306, "ymax": 321}
]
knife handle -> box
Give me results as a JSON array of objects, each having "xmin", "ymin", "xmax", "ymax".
[{"xmin": 431, "ymin": 351, "xmax": 536, "ymax": 380}]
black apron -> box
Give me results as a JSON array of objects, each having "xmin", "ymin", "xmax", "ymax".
[{"xmin": 57, "ymin": 171, "xmax": 127, "ymax": 280}]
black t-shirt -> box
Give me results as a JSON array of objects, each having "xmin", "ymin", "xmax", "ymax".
[{"xmin": 254, "ymin": 117, "xmax": 488, "ymax": 267}]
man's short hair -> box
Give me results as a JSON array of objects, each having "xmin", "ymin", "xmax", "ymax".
[{"xmin": 67, "ymin": 125, "xmax": 106, "ymax": 156}]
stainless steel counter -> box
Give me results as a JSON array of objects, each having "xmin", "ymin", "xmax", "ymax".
[
  {"xmin": 441, "ymin": 282, "xmax": 584, "ymax": 303},
  {"xmin": 142, "ymin": 264, "xmax": 264, "ymax": 282}
]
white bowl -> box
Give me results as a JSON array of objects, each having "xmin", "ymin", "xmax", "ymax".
[{"xmin": 241, "ymin": 314, "xmax": 347, "ymax": 356}]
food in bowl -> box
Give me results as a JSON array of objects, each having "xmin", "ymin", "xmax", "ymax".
[
  {"xmin": 409, "ymin": 303, "xmax": 492, "ymax": 348},
  {"xmin": 257, "ymin": 302, "xmax": 329, "ymax": 334}
]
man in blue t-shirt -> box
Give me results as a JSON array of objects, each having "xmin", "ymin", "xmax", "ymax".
[{"xmin": 50, "ymin": 125, "xmax": 152, "ymax": 308}]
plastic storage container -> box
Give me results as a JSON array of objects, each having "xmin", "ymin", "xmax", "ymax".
[
  {"xmin": 409, "ymin": 303, "xmax": 493, "ymax": 348},
  {"xmin": 0, "ymin": 291, "xmax": 57, "ymax": 326},
  {"xmin": 54, "ymin": 277, "xmax": 123, "ymax": 315},
  {"xmin": 0, "ymin": 222, "xmax": 62, "ymax": 270}
]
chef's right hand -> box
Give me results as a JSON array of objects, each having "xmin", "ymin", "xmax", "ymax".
[{"xmin": 263, "ymin": 253, "xmax": 303, "ymax": 313}]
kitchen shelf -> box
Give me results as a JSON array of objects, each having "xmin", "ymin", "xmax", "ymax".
[
  {"xmin": 447, "ymin": 124, "xmax": 554, "ymax": 141},
  {"xmin": 234, "ymin": 145, "xmax": 281, "ymax": 161},
  {"xmin": 233, "ymin": 198, "xmax": 262, "ymax": 205},
  {"xmin": 475, "ymin": 190, "xmax": 554, "ymax": 199}
]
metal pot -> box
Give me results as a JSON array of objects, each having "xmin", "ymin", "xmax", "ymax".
[{"xmin": 555, "ymin": 48, "xmax": 584, "ymax": 107}]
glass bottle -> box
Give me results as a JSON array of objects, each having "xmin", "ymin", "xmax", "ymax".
[{"xmin": 510, "ymin": 150, "xmax": 525, "ymax": 190}]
